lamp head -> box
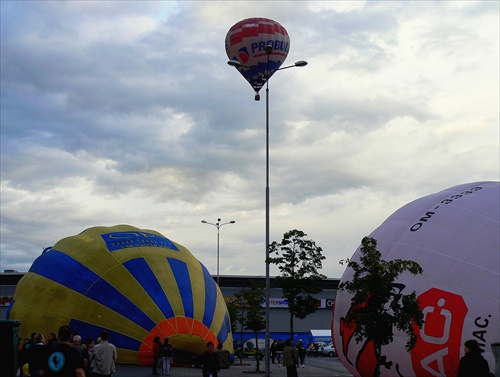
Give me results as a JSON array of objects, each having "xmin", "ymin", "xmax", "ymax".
[
  {"xmin": 227, "ymin": 60, "xmax": 241, "ymax": 67},
  {"xmin": 295, "ymin": 60, "xmax": 308, "ymax": 67},
  {"xmin": 201, "ymin": 220, "xmax": 207, "ymax": 224},
  {"xmin": 229, "ymin": 221, "xmax": 236, "ymax": 224}
]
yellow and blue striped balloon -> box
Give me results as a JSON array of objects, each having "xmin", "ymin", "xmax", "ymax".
[{"xmin": 8, "ymin": 225, "xmax": 233, "ymax": 364}]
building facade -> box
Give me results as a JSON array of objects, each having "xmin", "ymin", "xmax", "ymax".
[{"xmin": 0, "ymin": 272, "xmax": 339, "ymax": 345}]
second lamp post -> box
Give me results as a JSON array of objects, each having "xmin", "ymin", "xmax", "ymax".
[{"xmin": 201, "ymin": 218, "xmax": 235, "ymax": 286}]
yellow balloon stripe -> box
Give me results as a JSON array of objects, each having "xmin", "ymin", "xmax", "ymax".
[{"xmin": 12, "ymin": 273, "xmax": 148, "ymax": 342}]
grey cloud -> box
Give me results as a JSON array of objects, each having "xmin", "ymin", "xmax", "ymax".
[{"xmin": 1, "ymin": 1, "xmax": 498, "ymax": 276}]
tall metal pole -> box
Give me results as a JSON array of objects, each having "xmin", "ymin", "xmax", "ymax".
[
  {"xmin": 226, "ymin": 51, "xmax": 307, "ymax": 377},
  {"xmin": 264, "ymin": 46, "xmax": 271, "ymax": 377},
  {"xmin": 217, "ymin": 220, "xmax": 221, "ymax": 286}
]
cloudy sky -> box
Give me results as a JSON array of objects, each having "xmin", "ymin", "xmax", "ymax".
[{"xmin": 1, "ymin": 1, "xmax": 498, "ymax": 278}]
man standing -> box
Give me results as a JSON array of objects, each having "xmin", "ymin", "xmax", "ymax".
[
  {"xmin": 72, "ymin": 335, "xmax": 85, "ymax": 358},
  {"xmin": 27, "ymin": 333, "xmax": 47, "ymax": 376},
  {"xmin": 198, "ymin": 341, "xmax": 220, "ymax": 377},
  {"xmin": 275, "ymin": 339, "xmax": 284, "ymax": 366},
  {"xmin": 282, "ymin": 339, "xmax": 299, "ymax": 377},
  {"xmin": 91, "ymin": 330, "xmax": 117, "ymax": 377},
  {"xmin": 46, "ymin": 333, "xmax": 59, "ymax": 349},
  {"xmin": 44, "ymin": 325, "xmax": 85, "ymax": 377}
]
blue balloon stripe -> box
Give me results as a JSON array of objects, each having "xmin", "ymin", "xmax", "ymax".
[
  {"xmin": 201, "ymin": 264, "xmax": 216, "ymax": 328},
  {"xmin": 123, "ymin": 258, "xmax": 175, "ymax": 318},
  {"xmin": 29, "ymin": 249, "xmax": 156, "ymax": 331},
  {"xmin": 167, "ymin": 258, "xmax": 193, "ymax": 318},
  {"xmin": 70, "ymin": 319, "xmax": 142, "ymax": 350},
  {"xmin": 29, "ymin": 250, "xmax": 100, "ymax": 294},
  {"xmin": 216, "ymin": 312, "xmax": 232, "ymax": 345},
  {"xmin": 86, "ymin": 279, "xmax": 156, "ymax": 330}
]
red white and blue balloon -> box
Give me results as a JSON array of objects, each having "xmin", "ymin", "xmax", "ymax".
[
  {"xmin": 332, "ymin": 181, "xmax": 499, "ymax": 377},
  {"xmin": 226, "ymin": 17, "xmax": 290, "ymax": 93}
]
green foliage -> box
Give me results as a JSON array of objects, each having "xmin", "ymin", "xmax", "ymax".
[
  {"xmin": 234, "ymin": 280, "xmax": 266, "ymax": 370},
  {"xmin": 339, "ymin": 236, "xmax": 424, "ymax": 354},
  {"xmin": 268, "ymin": 229, "xmax": 326, "ymax": 337},
  {"xmin": 225, "ymin": 297, "xmax": 241, "ymax": 334},
  {"xmin": 234, "ymin": 280, "xmax": 266, "ymax": 334}
]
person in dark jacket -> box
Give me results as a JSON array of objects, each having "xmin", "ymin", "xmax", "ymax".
[
  {"xmin": 45, "ymin": 332, "xmax": 59, "ymax": 349},
  {"xmin": 296, "ymin": 340, "xmax": 306, "ymax": 368},
  {"xmin": 457, "ymin": 339, "xmax": 490, "ymax": 377},
  {"xmin": 28, "ymin": 333, "xmax": 47, "ymax": 376},
  {"xmin": 198, "ymin": 341, "xmax": 220, "ymax": 377},
  {"xmin": 282, "ymin": 339, "xmax": 299, "ymax": 377}
]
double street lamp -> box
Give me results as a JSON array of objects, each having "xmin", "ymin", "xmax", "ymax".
[
  {"xmin": 228, "ymin": 45, "xmax": 307, "ymax": 377},
  {"xmin": 201, "ymin": 218, "xmax": 235, "ymax": 286}
]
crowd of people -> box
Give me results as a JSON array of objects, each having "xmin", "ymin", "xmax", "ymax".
[
  {"xmin": 19, "ymin": 327, "xmax": 220, "ymax": 377},
  {"xmin": 18, "ymin": 325, "xmax": 117, "ymax": 377}
]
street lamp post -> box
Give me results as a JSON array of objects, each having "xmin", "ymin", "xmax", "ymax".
[
  {"xmin": 201, "ymin": 218, "xmax": 235, "ymax": 286},
  {"xmin": 228, "ymin": 47, "xmax": 307, "ymax": 377}
]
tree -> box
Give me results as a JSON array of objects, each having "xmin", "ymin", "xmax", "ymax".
[
  {"xmin": 227, "ymin": 296, "xmax": 246, "ymax": 365},
  {"xmin": 268, "ymin": 229, "xmax": 326, "ymax": 340},
  {"xmin": 339, "ymin": 236, "xmax": 424, "ymax": 377},
  {"xmin": 234, "ymin": 280, "xmax": 266, "ymax": 372},
  {"xmin": 225, "ymin": 297, "xmax": 240, "ymax": 335}
]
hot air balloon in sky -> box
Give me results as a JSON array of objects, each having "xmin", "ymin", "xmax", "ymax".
[
  {"xmin": 332, "ymin": 181, "xmax": 499, "ymax": 376},
  {"xmin": 8, "ymin": 225, "xmax": 233, "ymax": 365},
  {"xmin": 225, "ymin": 17, "xmax": 290, "ymax": 94}
]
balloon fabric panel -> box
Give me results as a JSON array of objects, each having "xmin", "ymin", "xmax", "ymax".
[
  {"xmin": 122, "ymin": 258, "xmax": 175, "ymax": 319},
  {"xmin": 54, "ymin": 230, "xmax": 176, "ymax": 326},
  {"xmin": 30, "ymin": 249, "xmax": 157, "ymax": 330},
  {"xmin": 217, "ymin": 312, "xmax": 232, "ymax": 346},
  {"xmin": 168, "ymin": 258, "xmax": 194, "ymax": 318},
  {"xmin": 70, "ymin": 318, "xmax": 142, "ymax": 350},
  {"xmin": 29, "ymin": 249, "xmax": 99, "ymax": 295},
  {"xmin": 202, "ymin": 264, "xmax": 217, "ymax": 328},
  {"xmin": 11, "ymin": 273, "xmax": 149, "ymax": 342}
]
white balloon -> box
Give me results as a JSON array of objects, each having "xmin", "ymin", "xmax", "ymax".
[{"xmin": 332, "ymin": 181, "xmax": 499, "ymax": 377}]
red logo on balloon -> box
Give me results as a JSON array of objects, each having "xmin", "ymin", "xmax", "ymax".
[{"xmin": 411, "ymin": 288, "xmax": 468, "ymax": 376}]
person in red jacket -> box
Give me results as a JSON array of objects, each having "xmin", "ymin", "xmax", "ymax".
[{"xmin": 152, "ymin": 337, "xmax": 161, "ymax": 376}]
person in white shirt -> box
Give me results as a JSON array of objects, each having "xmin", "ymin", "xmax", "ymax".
[{"xmin": 90, "ymin": 330, "xmax": 117, "ymax": 377}]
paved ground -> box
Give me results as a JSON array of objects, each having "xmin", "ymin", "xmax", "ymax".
[{"xmin": 113, "ymin": 358, "xmax": 353, "ymax": 377}]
